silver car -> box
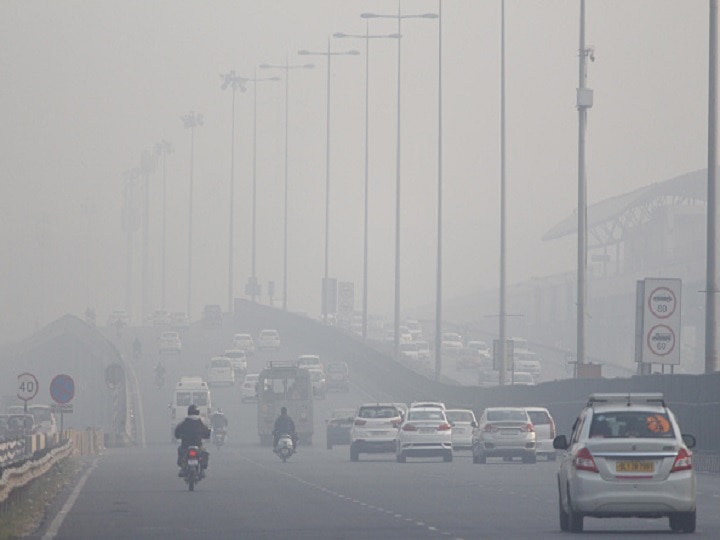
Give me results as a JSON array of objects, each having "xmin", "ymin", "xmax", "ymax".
[
  {"xmin": 553, "ymin": 393, "xmax": 696, "ymax": 533},
  {"xmin": 472, "ymin": 407, "xmax": 536, "ymax": 464},
  {"xmin": 445, "ymin": 408, "xmax": 478, "ymax": 451}
]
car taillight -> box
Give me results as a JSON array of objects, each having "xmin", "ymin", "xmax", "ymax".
[
  {"xmin": 437, "ymin": 423, "xmax": 452, "ymax": 431},
  {"xmin": 188, "ymin": 449, "xmax": 198, "ymax": 458},
  {"xmin": 549, "ymin": 417, "xmax": 556, "ymax": 439},
  {"xmin": 483, "ymin": 424, "xmax": 498, "ymax": 433},
  {"xmin": 671, "ymin": 448, "xmax": 693, "ymax": 473},
  {"xmin": 520, "ymin": 423, "xmax": 535, "ymax": 433},
  {"xmin": 402, "ymin": 424, "xmax": 417, "ymax": 431},
  {"xmin": 354, "ymin": 419, "xmax": 367, "ymax": 426},
  {"xmin": 573, "ymin": 447, "xmax": 598, "ymax": 473}
]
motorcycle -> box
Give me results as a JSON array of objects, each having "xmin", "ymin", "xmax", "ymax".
[
  {"xmin": 212, "ymin": 428, "xmax": 226, "ymax": 449},
  {"xmin": 274, "ymin": 433, "xmax": 294, "ymax": 462},
  {"xmin": 180, "ymin": 446, "xmax": 206, "ymax": 491}
]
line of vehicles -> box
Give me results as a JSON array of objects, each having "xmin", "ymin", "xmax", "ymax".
[
  {"xmin": 324, "ymin": 392, "xmax": 698, "ymax": 534},
  {"xmin": 0, "ymin": 403, "xmax": 59, "ymax": 441}
]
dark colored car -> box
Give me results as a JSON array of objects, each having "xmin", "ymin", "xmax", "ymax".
[
  {"xmin": 326, "ymin": 408, "xmax": 355, "ymax": 449},
  {"xmin": 202, "ymin": 304, "xmax": 222, "ymax": 327},
  {"xmin": 325, "ymin": 361, "xmax": 350, "ymax": 392}
]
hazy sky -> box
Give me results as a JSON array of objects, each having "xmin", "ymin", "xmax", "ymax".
[{"xmin": 0, "ymin": 1, "xmax": 710, "ymax": 341}]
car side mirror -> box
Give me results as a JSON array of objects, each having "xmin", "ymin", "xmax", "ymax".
[
  {"xmin": 471, "ymin": 421, "xmax": 478, "ymax": 428},
  {"xmin": 553, "ymin": 435, "xmax": 569, "ymax": 450},
  {"xmin": 681, "ymin": 433, "xmax": 696, "ymax": 449}
]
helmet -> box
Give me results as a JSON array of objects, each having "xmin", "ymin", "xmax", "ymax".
[
  {"xmin": 281, "ymin": 406, "xmax": 287, "ymax": 415},
  {"xmin": 188, "ymin": 404, "xmax": 200, "ymax": 416},
  {"xmin": 216, "ymin": 408, "xmax": 223, "ymax": 414}
]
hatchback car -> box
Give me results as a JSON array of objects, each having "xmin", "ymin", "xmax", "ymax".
[
  {"xmin": 240, "ymin": 373, "xmax": 259, "ymax": 403},
  {"xmin": 232, "ymin": 333, "xmax": 255, "ymax": 356},
  {"xmin": 207, "ymin": 356, "xmax": 235, "ymax": 387},
  {"xmin": 553, "ymin": 393, "xmax": 696, "ymax": 533},
  {"xmin": 297, "ymin": 354, "xmax": 322, "ymax": 370},
  {"xmin": 159, "ymin": 330, "xmax": 181, "ymax": 354},
  {"xmin": 396, "ymin": 407, "xmax": 453, "ymax": 463},
  {"xmin": 472, "ymin": 407, "xmax": 536, "ymax": 464},
  {"xmin": 325, "ymin": 361, "xmax": 350, "ymax": 392},
  {"xmin": 399, "ymin": 341, "xmax": 419, "ymax": 360},
  {"xmin": 326, "ymin": 408, "xmax": 356, "ymax": 449},
  {"xmin": 350, "ymin": 403, "xmax": 403, "ymax": 461},
  {"xmin": 223, "ymin": 349, "xmax": 248, "ymax": 378},
  {"xmin": 257, "ymin": 328, "xmax": 281, "ymax": 351},
  {"xmin": 445, "ymin": 408, "xmax": 478, "ymax": 451},
  {"xmin": 524, "ymin": 406, "xmax": 556, "ymax": 461}
]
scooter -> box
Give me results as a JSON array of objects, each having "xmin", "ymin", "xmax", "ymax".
[
  {"xmin": 180, "ymin": 446, "xmax": 206, "ymax": 491},
  {"xmin": 212, "ymin": 428, "xmax": 226, "ymax": 449},
  {"xmin": 274, "ymin": 433, "xmax": 294, "ymax": 462}
]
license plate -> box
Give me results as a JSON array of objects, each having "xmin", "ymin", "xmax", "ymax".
[
  {"xmin": 419, "ymin": 428, "xmax": 435, "ymax": 433},
  {"xmin": 188, "ymin": 459, "xmax": 199, "ymax": 466},
  {"xmin": 499, "ymin": 429, "xmax": 517, "ymax": 435},
  {"xmin": 616, "ymin": 461, "xmax": 653, "ymax": 473}
]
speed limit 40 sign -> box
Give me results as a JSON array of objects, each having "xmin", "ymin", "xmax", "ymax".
[{"xmin": 17, "ymin": 372, "xmax": 39, "ymax": 402}]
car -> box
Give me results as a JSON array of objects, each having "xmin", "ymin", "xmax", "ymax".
[
  {"xmin": 466, "ymin": 340, "xmax": 490, "ymax": 356},
  {"xmin": 415, "ymin": 340, "xmax": 431, "ymax": 360},
  {"xmin": 440, "ymin": 332, "xmax": 463, "ymax": 355},
  {"xmin": 207, "ymin": 356, "xmax": 235, "ymax": 387},
  {"xmin": 202, "ymin": 304, "xmax": 222, "ymax": 327},
  {"xmin": 515, "ymin": 350, "xmax": 542, "ymax": 378},
  {"xmin": 326, "ymin": 408, "xmax": 355, "ymax": 449},
  {"xmin": 170, "ymin": 311, "xmax": 190, "ymax": 329},
  {"xmin": 410, "ymin": 401, "xmax": 446, "ymax": 411},
  {"xmin": 6, "ymin": 413, "xmax": 37, "ymax": 438},
  {"xmin": 23, "ymin": 404, "xmax": 57, "ymax": 436},
  {"xmin": 240, "ymin": 374, "xmax": 259, "ymax": 403},
  {"xmin": 159, "ymin": 330, "xmax": 181, "ymax": 354},
  {"xmin": 308, "ymin": 368, "xmax": 327, "ymax": 399},
  {"xmin": 472, "ymin": 407, "xmax": 537, "ymax": 464},
  {"xmin": 524, "ymin": 406, "xmax": 556, "ymax": 461},
  {"xmin": 148, "ymin": 309, "xmax": 171, "ymax": 327},
  {"xmin": 350, "ymin": 403, "xmax": 403, "ymax": 462},
  {"xmin": 232, "ymin": 333, "xmax": 255, "ymax": 356},
  {"xmin": 445, "ymin": 408, "xmax": 478, "ymax": 451},
  {"xmin": 325, "ymin": 361, "xmax": 350, "ymax": 392},
  {"xmin": 456, "ymin": 352, "xmax": 481, "ymax": 370},
  {"xmin": 398, "ymin": 341, "xmax": 419, "ymax": 360},
  {"xmin": 257, "ymin": 328, "xmax": 281, "ymax": 351},
  {"xmin": 405, "ymin": 319, "xmax": 423, "ymax": 340},
  {"xmin": 510, "ymin": 371, "xmax": 535, "ymax": 386},
  {"xmin": 396, "ymin": 407, "xmax": 453, "ymax": 463},
  {"xmin": 297, "ymin": 354, "xmax": 322, "ymax": 370},
  {"xmin": 107, "ymin": 310, "xmax": 129, "ymax": 328},
  {"xmin": 553, "ymin": 393, "xmax": 697, "ymax": 533},
  {"xmin": 224, "ymin": 349, "xmax": 248, "ymax": 378}
]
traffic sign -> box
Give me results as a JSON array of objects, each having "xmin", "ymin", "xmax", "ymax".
[
  {"xmin": 646, "ymin": 324, "xmax": 675, "ymax": 357},
  {"xmin": 17, "ymin": 372, "xmax": 39, "ymax": 401},
  {"xmin": 50, "ymin": 374, "xmax": 75, "ymax": 404},
  {"xmin": 647, "ymin": 286, "xmax": 677, "ymax": 319}
]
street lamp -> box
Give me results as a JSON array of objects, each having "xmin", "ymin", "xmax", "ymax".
[
  {"xmin": 221, "ymin": 71, "xmax": 248, "ymax": 315},
  {"xmin": 334, "ymin": 27, "xmax": 400, "ymax": 338},
  {"xmin": 361, "ymin": 3, "xmax": 438, "ymax": 357},
  {"xmin": 259, "ymin": 59, "xmax": 314, "ymax": 311},
  {"xmin": 247, "ymin": 70, "xmax": 280, "ymax": 303},
  {"xmin": 298, "ymin": 40, "xmax": 360, "ymax": 325},
  {"xmin": 139, "ymin": 149, "xmax": 158, "ymax": 323},
  {"xmin": 181, "ymin": 110, "xmax": 203, "ymax": 320},
  {"xmin": 154, "ymin": 139, "xmax": 173, "ymax": 312}
]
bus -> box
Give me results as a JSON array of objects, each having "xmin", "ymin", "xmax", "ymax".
[{"xmin": 257, "ymin": 362, "xmax": 313, "ymax": 446}]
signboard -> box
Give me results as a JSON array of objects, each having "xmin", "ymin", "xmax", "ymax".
[
  {"xmin": 17, "ymin": 373, "xmax": 39, "ymax": 402},
  {"xmin": 492, "ymin": 339, "xmax": 514, "ymax": 370},
  {"xmin": 50, "ymin": 374, "xmax": 75, "ymax": 404},
  {"xmin": 51, "ymin": 403, "xmax": 74, "ymax": 414},
  {"xmin": 337, "ymin": 282, "xmax": 354, "ymax": 320},
  {"xmin": 638, "ymin": 278, "xmax": 681, "ymax": 365}
]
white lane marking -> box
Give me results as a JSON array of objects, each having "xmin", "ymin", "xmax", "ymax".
[{"xmin": 42, "ymin": 457, "xmax": 99, "ymax": 540}]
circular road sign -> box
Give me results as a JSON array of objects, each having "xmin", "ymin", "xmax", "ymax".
[
  {"xmin": 17, "ymin": 372, "xmax": 39, "ymax": 401},
  {"xmin": 647, "ymin": 286, "xmax": 677, "ymax": 319},
  {"xmin": 646, "ymin": 324, "xmax": 676, "ymax": 357},
  {"xmin": 50, "ymin": 374, "xmax": 75, "ymax": 404}
]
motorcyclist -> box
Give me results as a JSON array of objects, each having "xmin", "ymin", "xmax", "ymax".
[
  {"xmin": 174, "ymin": 404, "xmax": 211, "ymax": 476},
  {"xmin": 210, "ymin": 408, "xmax": 228, "ymax": 431},
  {"xmin": 273, "ymin": 406, "xmax": 298, "ymax": 451},
  {"xmin": 154, "ymin": 360, "xmax": 165, "ymax": 386}
]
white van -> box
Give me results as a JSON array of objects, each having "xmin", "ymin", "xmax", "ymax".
[
  {"xmin": 8, "ymin": 404, "xmax": 58, "ymax": 436},
  {"xmin": 171, "ymin": 377, "xmax": 211, "ymax": 442}
]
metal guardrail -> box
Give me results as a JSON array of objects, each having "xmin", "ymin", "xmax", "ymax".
[{"xmin": 0, "ymin": 437, "xmax": 27, "ymax": 468}]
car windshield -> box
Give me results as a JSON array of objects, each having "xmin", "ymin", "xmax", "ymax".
[
  {"xmin": 527, "ymin": 411, "xmax": 550, "ymax": 425},
  {"xmin": 589, "ymin": 411, "xmax": 675, "ymax": 439},
  {"xmin": 486, "ymin": 410, "xmax": 528, "ymax": 422},
  {"xmin": 446, "ymin": 410, "xmax": 474, "ymax": 423},
  {"xmin": 29, "ymin": 407, "xmax": 52, "ymax": 422},
  {"xmin": 358, "ymin": 407, "xmax": 398, "ymax": 419},
  {"xmin": 408, "ymin": 410, "xmax": 445, "ymax": 421}
]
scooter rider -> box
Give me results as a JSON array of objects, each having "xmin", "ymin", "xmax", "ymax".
[
  {"xmin": 174, "ymin": 404, "xmax": 211, "ymax": 476},
  {"xmin": 210, "ymin": 408, "xmax": 228, "ymax": 431},
  {"xmin": 273, "ymin": 406, "xmax": 298, "ymax": 451}
]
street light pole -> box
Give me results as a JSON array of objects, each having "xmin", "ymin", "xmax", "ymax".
[
  {"xmin": 139, "ymin": 149, "xmax": 157, "ymax": 323},
  {"xmin": 334, "ymin": 27, "xmax": 400, "ymax": 339},
  {"xmin": 434, "ymin": 0, "xmax": 443, "ymax": 381},
  {"xmin": 221, "ymin": 71, "xmax": 248, "ymax": 315},
  {"xmin": 299, "ymin": 42, "xmax": 359, "ymax": 325},
  {"xmin": 154, "ymin": 139, "xmax": 173, "ymax": 311},
  {"xmin": 181, "ymin": 111, "xmax": 203, "ymax": 320},
  {"xmin": 361, "ymin": 3, "xmax": 438, "ymax": 358},
  {"xmin": 499, "ymin": 0, "xmax": 508, "ymax": 386},
  {"xmin": 260, "ymin": 60, "xmax": 314, "ymax": 311}
]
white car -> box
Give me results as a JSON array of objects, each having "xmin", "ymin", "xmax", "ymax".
[
  {"xmin": 223, "ymin": 349, "xmax": 248, "ymax": 377},
  {"xmin": 440, "ymin": 332, "xmax": 463, "ymax": 354},
  {"xmin": 240, "ymin": 374, "xmax": 259, "ymax": 403},
  {"xmin": 257, "ymin": 328, "xmax": 281, "ymax": 351},
  {"xmin": 410, "ymin": 401, "xmax": 446, "ymax": 411},
  {"xmin": 524, "ymin": 406, "xmax": 557, "ymax": 461},
  {"xmin": 554, "ymin": 393, "xmax": 697, "ymax": 533},
  {"xmin": 472, "ymin": 407, "xmax": 536, "ymax": 464},
  {"xmin": 515, "ymin": 350, "xmax": 542, "ymax": 378},
  {"xmin": 396, "ymin": 407, "xmax": 453, "ymax": 463},
  {"xmin": 398, "ymin": 341, "xmax": 419, "ymax": 360},
  {"xmin": 405, "ymin": 319, "xmax": 423, "ymax": 340},
  {"xmin": 207, "ymin": 356, "xmax": 235, "ymax": 387},
  {"xmin": 350, "ymin": 403, "xmax": 403, "ymax": 461},
  {"xmin": 445, "ymin": 408, "xmax": 477, "ymax": 451},
  {"xmin": 232, "ymin": 333, "xmax": 255, "ymax": 355},
  {"xmin": 415, "ymin": 341, "xmax": 431, "ymax": 360},
  {"xmin": 511, "ymin": 371, "xmax": 535, "ymax": 386},
  {"xmin": 297, "ymin": 354, "xmax": 322, "ymax": 370},
  {"xmin": 159, "ymin": 330, "xmax": 181, "ymax": 354}
]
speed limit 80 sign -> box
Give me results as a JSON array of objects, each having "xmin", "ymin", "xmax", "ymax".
[{"xmin": 17, "ymin": 372, "xmax": 39, "ymax": 401}]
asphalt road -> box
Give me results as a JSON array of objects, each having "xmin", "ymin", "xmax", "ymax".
[{"xmin": 31, "ymin": 324, "xmax": 720, "ymax": 539}]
